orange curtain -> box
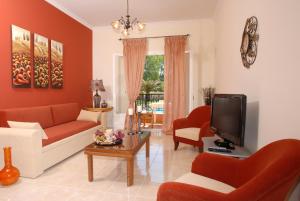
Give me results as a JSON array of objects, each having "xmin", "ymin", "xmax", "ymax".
[
  {"xmin": 123, "ymin": 39, "xmax": 147, "ymax": 130},
  {"xmin": 163, "ymin": 36, "xmax": 187, "ymax": 134}
]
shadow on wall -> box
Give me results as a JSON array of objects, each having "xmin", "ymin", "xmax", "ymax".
[
  {"xmin": 245, "ymin": 101, "xmax": 299, "ymax": 201},
  {"xmin": 102, "ymin": 85, "xmax": 112, "ymax": 105},
  {"xmin": 245, "ymin": 101, "xmax": 259, "ymax": 153},
  {"xmin": 103, "ymin": 85, "xmax": 113, "ymax": 128},
  {"xmin": 289, "ymin": 181, "xmax": 300, "ymax": 201}
]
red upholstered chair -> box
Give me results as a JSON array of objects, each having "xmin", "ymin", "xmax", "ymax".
[
  {"xmin": 173, "ymin": 105, "xmax": 212, "ymax": 152},
  {"xmin": 157, "ymin": 139, "xmax": 300, "ymax": 201}
]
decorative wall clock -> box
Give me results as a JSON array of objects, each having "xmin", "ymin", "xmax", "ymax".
[{"xmin": 240, "ymin": 16, "xmax": 259, "ymax": 68}]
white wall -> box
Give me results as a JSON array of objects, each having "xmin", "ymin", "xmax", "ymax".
[
  {"xmin": 93, "ymin": 19, "xmax": 215, "ymax": 127},
  {"xmin": 214, "ymin": 0, "xmax": 300, "ymax": 199}
]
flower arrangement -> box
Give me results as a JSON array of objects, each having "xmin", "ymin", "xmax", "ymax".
[
  {"xmin": 202, "ymin": 87, "xmax": 215, "ymax": 105},
  {"xmin": 94, "ymin": 129, "xmax": 125, "ymax": 145}
]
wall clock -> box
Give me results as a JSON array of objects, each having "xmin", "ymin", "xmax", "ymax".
[{"xmin": 240, "ymin": 16, "xmax": 259, "ymax": 68}]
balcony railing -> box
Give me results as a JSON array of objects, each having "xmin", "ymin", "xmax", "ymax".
[{"xmin": 135, "ymin": 93, "xmax": 164, "ymax": 112}]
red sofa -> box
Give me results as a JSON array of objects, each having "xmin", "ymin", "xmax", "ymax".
[
  {"xmin": 0, "ymin": 103, "xmax": 101, "ymax": 178},
  {"xmin": 173, "ymin": 105, "xmax": 212, "ymax": 151},
  {"xmin": 157, "ymin": 139, "xmax": 300, "ymax": 201}
]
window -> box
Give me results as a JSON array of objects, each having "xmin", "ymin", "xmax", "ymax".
[{"xmin": 114, "ymin": 53, "xmax": 190, "ymax": 115}]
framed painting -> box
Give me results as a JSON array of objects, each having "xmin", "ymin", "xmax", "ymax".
[
  {"xmin": 34, "ymin": 34, "xmax": 49, "ymax": 88},
  {"xmin": 51, "ymin": 40, "xmax": 63, "ymax": 89},
  {"xmin": 11, "ymin": 25, "xmax": 31, "ymax": 88}
]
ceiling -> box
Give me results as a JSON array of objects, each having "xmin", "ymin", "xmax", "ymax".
[{"xmin": 45, "ymin": 0, "xmax": 218, "ymax": 28}]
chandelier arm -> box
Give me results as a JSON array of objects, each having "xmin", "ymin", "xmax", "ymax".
[
  {"xmin": 131, "ymin": 18, "xmax": 137, "ymax": 25},
  {"xmin": 119, "ymin": 17, "xmax": 125, "ymax": 25}
]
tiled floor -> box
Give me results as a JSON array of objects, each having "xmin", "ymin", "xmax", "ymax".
[{"xmin": 0, "ymin": 129, "xmax": 200, "ymax": 201}]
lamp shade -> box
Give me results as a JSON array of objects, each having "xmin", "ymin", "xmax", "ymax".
[{"xmin": 91, "ymin": 80, "xmax": 105, "ymax": 91}]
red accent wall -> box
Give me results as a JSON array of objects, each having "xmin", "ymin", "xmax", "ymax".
[{"xmin": 0, "ymin": 0, "xmax": 92, "ymax": 109}]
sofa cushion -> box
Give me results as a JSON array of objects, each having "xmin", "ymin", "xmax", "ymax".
[
  {"xmin": 7, "ymin": 121, "xmax": 48, "ymax": 139},
  {"xmin": 175, "ymin": 172, "xmax": 236, "ymax": 194},
  {"xmin": 51, "ymin": 103, "xmax": 80, "ymax": 125},
  {"xmin": 175, "ymin": 127, "xmax": 200, "ymax": 141},
  {"xmin": 77, "ymin": 110, "xmax": 101, "ymax": 123},
  {"xmin": 0, "ymin": 106, "xmax": 54, "ymax": 129},
  {"xmin": 43, "ymin": 120, "xmax": 98, "ymax": 146}
]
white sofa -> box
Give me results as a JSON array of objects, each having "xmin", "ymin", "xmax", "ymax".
[{"xmin": 0, "ymin": 103, "xmax": 101, "ymax": 178}]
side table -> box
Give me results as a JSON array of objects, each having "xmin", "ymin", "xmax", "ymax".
[
  {"xmin": 203, "ymin": 135, "xmax": 251, "ymax": 159},
  {"xmin": 83, "ymin": 107, "xmax": 113, "ymax": 129}
]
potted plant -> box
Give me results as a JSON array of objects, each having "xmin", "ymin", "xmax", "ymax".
[
  {"xmin": 202, "ymin": 87, "xmax": 215, "ymax": 105},
  {"xmin": 141, "ymin": 80, "xmax": 162, "ymax": 108}
]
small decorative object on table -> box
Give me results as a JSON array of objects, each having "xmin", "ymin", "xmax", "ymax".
[
  {"xmin": 0, "ymin": 147, "xmax": 20, "ymax": 186},
  {"xmin": 137, "ymin": 105, "xmax": 143, "ymax": 134},
  {"xmin": 91, "ymin": 79, "xmax": 106, "ymax": 108},
  {"xmin": 202, "ymin": 87, "xmax": 215, "ymax": 105},
  {"xmin": 101, "ymin": 100, "xmax": 108, "ymax": 108},
  {"xmin": 94, "ymin": 129, "xmax": 125, "ymax": 146},
  {"xmin": 128, "ymin": 108, "xmax": 135, "ymax": 135}
]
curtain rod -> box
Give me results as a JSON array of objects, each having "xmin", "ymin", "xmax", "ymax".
[{"xmin": 118, "ymin": 34, "xmax": 190, "ymax": 41}]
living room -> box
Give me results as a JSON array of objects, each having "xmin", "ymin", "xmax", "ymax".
[{"xmin": 0, "ymin": 0, "xmax": 299, "ymax": 201}]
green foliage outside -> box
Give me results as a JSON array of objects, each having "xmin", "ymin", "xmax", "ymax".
[
  {"xmin": 141, "ymin": 80, "xmax": 161, "ymax": 94},
  {"xmin": 141, "ymin": 55, "xmax": 164, "ymax": 93}
]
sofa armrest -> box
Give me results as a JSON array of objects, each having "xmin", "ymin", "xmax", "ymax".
[
  {"xmin": 0, "ymin": 128, "xmax": 43, "ymax": 178},
  {"xmin": 199, "ymin": 121, "xmax": 214, "ymax": 138},
  {"xmin": 173, "ymin": 118, "xmax": 189, "ymax": 130},
  {"xmin": 157, "ymin": 182, "xmax": 227, "ymax": 201},
  {"xmin": 192, "ymin": 153, "xmax": 241, "ymax": 187}
]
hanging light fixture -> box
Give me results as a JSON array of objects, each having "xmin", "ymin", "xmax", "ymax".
[{"xmin": 111, "ymin": 0, "xmax": 145, "ymax": 37}]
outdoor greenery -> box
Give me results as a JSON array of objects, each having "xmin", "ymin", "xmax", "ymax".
[
  {"xmin": 141, "ymin": 80, "xmax": 161, "ymax": 94},
  {"xmin": 141, "ymin": 55, "xmax": 164, "ymax": 93}
]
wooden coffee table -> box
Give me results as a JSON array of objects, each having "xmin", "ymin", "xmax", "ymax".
[{"xmin": 84, "ymin": 131, "xmax": 150, "ymax": 186}]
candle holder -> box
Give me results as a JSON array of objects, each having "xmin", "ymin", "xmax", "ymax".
[
  {"xmin": 128, "ymin": 114, "xmax": 135, "ymax": 135},
  {"xmin": 137, "ymin": 112, "xmax": 143, "ymax": 134}
]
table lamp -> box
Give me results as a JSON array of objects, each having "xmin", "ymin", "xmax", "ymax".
[{"xmin": 91, "ymin": 79, "xmax": 105, "ymax": 108}]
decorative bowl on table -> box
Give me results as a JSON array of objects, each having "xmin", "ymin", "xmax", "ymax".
[{"xmin": 94, "ymin": 129, "xmax": 125, "ymax": 146}]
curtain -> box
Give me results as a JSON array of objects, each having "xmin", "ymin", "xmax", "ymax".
[
  {"xmin": 123, "ymin": 38, "xmax": 147, "ymax": 130},
  {"xmin": 163, "ymin": 36, "xmax": 187, "ymax": 134}
]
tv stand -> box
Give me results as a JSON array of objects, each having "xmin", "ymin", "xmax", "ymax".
[
  {"xmin": 203, "ymin": 135, "xmax": 250, "ymax": 158},
  {"xmin": 214, "ymin": 139, "xmax": 235, "ymax": 150}
]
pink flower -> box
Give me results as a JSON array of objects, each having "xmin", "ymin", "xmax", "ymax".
[
  {"xmin": 113, "ymin": 130, "xmax": 125, "ymax": 140},
  {"xmin": 95, "ymin": 130, "xmax": 104, "ymax": 136}
]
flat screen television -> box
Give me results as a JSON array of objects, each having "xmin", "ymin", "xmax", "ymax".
[{"xmin": 210, "ymin": 94, "xmax": 247, "ymax": 148}]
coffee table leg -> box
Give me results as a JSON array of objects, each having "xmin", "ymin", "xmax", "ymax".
[
  {"xmin": 87, "ymin": 154, "xmax": 93, "ymax": 182},
  {"xmin": 146, "ymin": 138, "xmax": 150, "ymax": 158},
  {"xmin": 127, "ymin": 157, "xmax": 134, "ymax": 186}
]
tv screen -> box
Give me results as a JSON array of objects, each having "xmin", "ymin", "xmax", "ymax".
[{"xmin": 210, "ymin": 94, "xmax": 246, "ymax": 147}]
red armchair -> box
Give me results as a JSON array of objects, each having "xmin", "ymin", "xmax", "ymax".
[
  {"xmin": 157, "ymin": 139, "xmax": 300, "ymax": 201},
  {"xmin": 173, "ymin": 105, "xmax": 212, "ymax": 152}
]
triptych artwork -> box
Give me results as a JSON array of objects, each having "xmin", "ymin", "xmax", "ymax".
[
  {"xmin": 51, "ymin": 41, "xmax": 63, "ymax": 88},
  {"xmin": 11, "ymin": 25, "xmax": 63, "ymax": 89},
  {"xmin": 11, "ymin": 25, "xmax": 31, "ymax": 88},
  {"xmin": 34, "ymin": 34, "xmax": 49, "ymax": 88}
]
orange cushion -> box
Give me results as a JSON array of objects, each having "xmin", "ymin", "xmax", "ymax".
[
  {"xmin": 42, "ymin": 120, "xmax": 98, "ymax": 146},
  {"xmin": 51, "ymin": 103, "xmax": 80, "ymax": 125},
  {"xmin": 0, "ymin": 106, "xmax": 54, "ymax": 128}
]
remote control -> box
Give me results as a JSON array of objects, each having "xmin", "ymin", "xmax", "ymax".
[{"xmin": 208, "ymin": 147, "xmax": 232, "ymax": 153}]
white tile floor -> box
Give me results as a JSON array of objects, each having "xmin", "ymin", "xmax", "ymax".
[{"xmin": 0, "ymin": 130, "xmax": 200, "ymax": 201}]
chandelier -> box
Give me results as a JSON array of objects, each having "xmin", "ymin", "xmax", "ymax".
[{"xmin": 111, "ymin": 0, "xmax": 145, "ymax": 37}]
